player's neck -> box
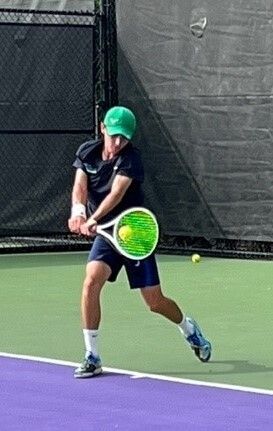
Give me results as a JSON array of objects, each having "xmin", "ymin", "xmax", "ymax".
[
  {"xmin": 102, "ymin": 149, "xmax": 117, "ymax": 160},
  {"xmin": 102, "ymin": 150, "xmax": 111, "ymax": 160}
]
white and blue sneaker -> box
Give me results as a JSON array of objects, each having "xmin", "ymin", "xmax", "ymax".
[
  {"xmin": 74, "ymin": 353, "xmax": 102, "ymax": 378},
  {"xmin": 185, "ymin": 318, "xmax": 212, "ymax": 362}
]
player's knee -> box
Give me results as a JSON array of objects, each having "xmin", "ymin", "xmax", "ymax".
[{"xmin": 82, "ymin": 275, "xmax": 101, "ymax": 297}]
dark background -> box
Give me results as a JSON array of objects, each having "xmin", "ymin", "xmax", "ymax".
[
  {"xmin": 117, "ymin": 0, "xmax": 273, "ymax": 242},
  {"xmin": 0, "ymin": 14, "xmax": 94, "ymax": 234},
  {"xmin": 1, "ymin": 1, "xmax": 273, "ymax": 249}
]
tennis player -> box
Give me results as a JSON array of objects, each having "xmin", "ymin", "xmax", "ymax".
[{"xmin": 68, "ymin": 106, "xmax": 212, "ymax": 378}]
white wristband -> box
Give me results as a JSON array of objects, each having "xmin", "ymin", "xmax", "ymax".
[{"xmin": 71, "ymin": 203, "xmax": 87, "ymax": 219}]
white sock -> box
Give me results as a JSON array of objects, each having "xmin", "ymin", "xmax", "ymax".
[
  {"xmin": 178, "ymin": 315, "xmax": 194, "ymax": 337},
  {"xmin": 83, "ymin": 329, "xmax": 100, "ymax": 359}
]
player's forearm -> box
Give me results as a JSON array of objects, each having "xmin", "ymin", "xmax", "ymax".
[
  {"xmin": 71, "ymin": 183, "xmax": 87, "ymax": 206},
  {"xmin": 71, "ymin": 184, "xmax": 88, "ymax": 219},
  {"xmin": 92, "ymin": 190, "xmax": 124, "ymax": 222}
]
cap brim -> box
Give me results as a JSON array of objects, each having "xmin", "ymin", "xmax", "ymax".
[{"xmin": 105, "ymin": 126, "xmax": 133, "ymax": 140}]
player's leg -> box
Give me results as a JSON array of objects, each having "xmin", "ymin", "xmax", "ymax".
[
  {"xmin": 75, "ymin": 236, "xmax": 122, "ymax": 378},
  {"xmin": 125, "ymin": 255, "xmax": 212, "ymax": 362},
  {"xmin": 74, "ymin": 260, "xmax": 110, "ymax": 379},
  {"xmin": 81, "ymin": 260, "xmax": 111, "ymax": 330},
  {"xmin": 140, "ymin": 284, "xmax": 182, "ymax": 323},
  {"xmin": 140, "ymin": 284, "xmax": 211, "ymax": 361}
]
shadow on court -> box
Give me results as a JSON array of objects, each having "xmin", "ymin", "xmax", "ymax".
[{"xmin": 155, "ymin": 360, "xmax": 273, "ymax": 376}]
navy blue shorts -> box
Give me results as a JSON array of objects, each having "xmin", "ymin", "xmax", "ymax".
[{"xmin": 87, "ymin": 235, "xmax": 160, "ymax": 289}]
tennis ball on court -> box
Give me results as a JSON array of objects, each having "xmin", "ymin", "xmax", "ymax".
[
  {"xmin": 118, "ymin": 225, "xmax": 133, "ymax": 242},
  {"xmin": 191, "ymin": 253, "xmax": 201, "ymax": 263}
]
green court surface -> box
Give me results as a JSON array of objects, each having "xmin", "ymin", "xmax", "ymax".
[{"xmin": 0, "ymin": 252, "xmax": 272, "ymax": 390}]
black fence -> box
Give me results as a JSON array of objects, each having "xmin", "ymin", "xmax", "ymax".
[
  {"xmin": 116, "ymin": 0, "xmax": 273, "ymax": 260},
  {"xmin": 0, "ymin": 4, "xmax": 117, "ymax": 253}
]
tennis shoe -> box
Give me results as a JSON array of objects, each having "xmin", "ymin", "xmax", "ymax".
[
  {"xmin": 74, "ymin": 353, "xmax": 102, "ymax": 378},
  {"xmin": 185, "ymin": 318, "xmax": 212, "ymax": 362}
]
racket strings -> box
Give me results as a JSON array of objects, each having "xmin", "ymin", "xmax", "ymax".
[{"xmin": 117, "ymin": 211, "xmax": 158, "ymax": 258}]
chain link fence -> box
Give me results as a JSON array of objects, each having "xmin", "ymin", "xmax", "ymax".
[{"xmin": 0, "ymin": 5, "xmax": 117, "ymax": 252}]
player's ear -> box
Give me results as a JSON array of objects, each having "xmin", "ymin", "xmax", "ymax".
[{"xmin": 100, "ymin": 122, "xmax": 105, "ymax": 135}]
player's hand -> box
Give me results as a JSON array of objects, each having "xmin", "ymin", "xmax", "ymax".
[
  {"xmin": 68, "ymin": 216, "xmax": 86, "ymax": 234},
  {"xmin": 80, "ymin": 217, "xmax": 97, "ymax": 237}
]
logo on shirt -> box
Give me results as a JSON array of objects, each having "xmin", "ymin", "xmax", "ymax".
[{"xmin": 84, "ymin": 163, "xmax": 97, "ymax": 174}]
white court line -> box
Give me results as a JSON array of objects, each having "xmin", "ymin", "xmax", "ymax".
[{"xmin": 1, "ymin": 351, "xmax": 272, "ymax": 396}]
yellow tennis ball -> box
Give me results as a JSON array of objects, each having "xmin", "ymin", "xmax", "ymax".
[
  {"xmin": 118, "ymin": 225, "xmax": 133, "ymax": 241},
  {"xmin": 191, "ymin": 253, "xmax": 201, "ymax": 263}
]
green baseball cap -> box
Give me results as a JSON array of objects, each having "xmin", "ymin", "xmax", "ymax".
[{"xmin": 103, "ymin": 106, "xmax": 137, "ymax": 140}]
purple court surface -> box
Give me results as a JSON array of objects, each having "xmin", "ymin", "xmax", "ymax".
[{"xmin": 1, "ymin": 355, "xmax": 273, "ymax": 431}]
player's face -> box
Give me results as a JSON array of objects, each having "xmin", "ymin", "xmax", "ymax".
[{"xmin": 101, "ymin": 123, "xmax": 129, "ymax": 156}]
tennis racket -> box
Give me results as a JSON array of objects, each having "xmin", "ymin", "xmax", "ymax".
[{"xmin": 96, "ymin": 207, "xmax": 159, "ymax": 260}]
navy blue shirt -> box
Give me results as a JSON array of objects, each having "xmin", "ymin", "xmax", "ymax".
[{"xmin": 73, "ymin": 139, "xmax": 144, "ymax": 223}]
